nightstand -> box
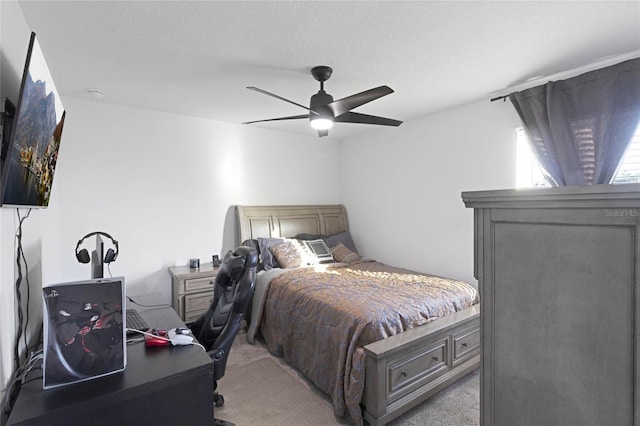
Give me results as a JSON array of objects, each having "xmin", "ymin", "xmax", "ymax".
[{"xmin": 169, "ymin": 263, "xmax": 219, "ymax": 323}]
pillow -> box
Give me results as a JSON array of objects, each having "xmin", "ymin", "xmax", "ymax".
[
  {"xmin": 257, "ymin": 237, "xmax": 284, "ymax": 270},
  {"xmin": 323, "ymin": 231, "xmax": 358, "ymax": 253},
  {"xmin": 269, "ymin": 240, "xmax": 306, "ymax": 269},
  {"xmin": 241, "ymin": 239, "xmax": 259, "ymax": 251},
  {"xmin": 331, "ymin": 242, "xmax": 362, "ymax": 263}
]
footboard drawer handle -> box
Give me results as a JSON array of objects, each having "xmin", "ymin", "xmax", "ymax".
[
  {"xmin": 401, "ymin": 370, "xmax": 408, "ymax": 377},
  {"xmin": 432, "ymin": 356, "xmax": 439, "ymax": 361},
  {"xmin": 462, "ymin": 342, "xmax": 468, "ymax": 347}
]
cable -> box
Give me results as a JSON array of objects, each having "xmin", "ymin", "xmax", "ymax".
[
  {"xmin": 13, "ymin": 214, "xmax": 24, "ymax": 369},
  {"xmin": 12, "ymin": 208, "xmax": 31, "ymax": 372},
  {"xmin": 17, "ymin": 209, "xmax": 33, "ymax": 355},
  {"xmin": 2, "ymin": 348, "xmax": 42, "ymax": 418},
  {"xmin": 126, "ymin": 296, "xmax": 172, "ymax": 309},
  {"xmin": 107, "ymin": 262, "xmax": 113, "ymax": 278},
  {"xmin": 19, "ymin": 375, "xmax": 43, "ymax": 386},
  {"xmin": 6, "ymin": 209, "xmax": 45, "ymax": 420},
  {"xmin": 125, "ymin": 328, "xmax": 206, "ymax": 352}
]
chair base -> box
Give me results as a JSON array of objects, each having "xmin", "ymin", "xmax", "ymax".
[
  {"xmin": 214, "ymin": 391, "xmax": 224, "ymax": 407},
  {"xmin": 213, "ymin": 390, "xmax": 232, "ymax": 425}
]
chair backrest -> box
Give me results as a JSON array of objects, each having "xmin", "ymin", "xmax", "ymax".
[{"xmin": 190, "ymin": 246, "xmax": 258, "ymax": 380}]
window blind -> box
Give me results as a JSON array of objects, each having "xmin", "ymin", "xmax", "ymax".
[{"xmin": 517, "ymin": 124, "xmax": 640, "ymax": 187}]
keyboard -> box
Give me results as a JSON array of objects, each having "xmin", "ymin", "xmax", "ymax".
[{"xmin": 126, "ymin": 309, "xmax": 150, "ymax": 334}]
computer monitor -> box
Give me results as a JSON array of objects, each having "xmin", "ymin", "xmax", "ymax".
[{"xmin": 42, "ymin": 277, "xmax": 126, "ymax": 389}]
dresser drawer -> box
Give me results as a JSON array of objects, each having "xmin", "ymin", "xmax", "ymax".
[
  {"xmin": 387, "ymin": 338, "xmax": 450, "ymax": 402},
  {"xmin": 452, "ymin": 326, "xmax": 480, "ymax": 366},
  {"xmin": 184, "ymin": 276, "xmax": 216, "ymax": 292}
]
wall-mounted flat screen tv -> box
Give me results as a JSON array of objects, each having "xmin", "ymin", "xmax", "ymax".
[{"xmin": 1, "ymin": 32, "xmax": 65, "ymax": 208}]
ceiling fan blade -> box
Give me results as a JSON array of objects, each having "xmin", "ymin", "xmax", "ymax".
[
  {"xmin": 327, "ymin": 86, "xmax": 394, "ymax": 117},
  {"xmin": 243, "ymin": 114, "xmax": 310, "ymax": 125},
  {"xmin": 334, "ymin": 111, "xmax": 402, "ymax": 127},
  {"xmin": 247, "ymin": 87, "xmax": 319, "ymax": 115},
  {"xmin": 318, "ymin": 130, "xmax": 329, "ymax": 138}
]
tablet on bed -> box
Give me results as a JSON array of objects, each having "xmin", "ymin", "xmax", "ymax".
[{"xmin": 304, "ymin": 239, "xmax": 334, "ymax": 263}]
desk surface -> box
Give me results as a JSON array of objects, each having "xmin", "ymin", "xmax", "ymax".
[{"xmin": 7, "ymin": 302, "xmax": 214, "ymax": 426}]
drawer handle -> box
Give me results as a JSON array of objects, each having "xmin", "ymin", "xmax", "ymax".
[
  {"xmin": 401, "ymin": 370, "xmax": 408, "ymax": 377},
  {"xmin": 209, "ymin": 280, "xmax": 214, "ymax": 285},
  {"xmin": 462, "ymin": 342, "xmax": 468, "ymax": 348},
  {"xmin": 432, "ymin": 356, "xmax": 439, "ymax": 362}
]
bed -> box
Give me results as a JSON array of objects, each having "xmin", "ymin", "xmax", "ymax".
[{"xmin": 237, "ymin": 205, "xmax": 480, "ymax": 426}]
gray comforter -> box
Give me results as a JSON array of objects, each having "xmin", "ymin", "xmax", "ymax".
[{"xmin": 246, "ymin": 260, "xmax": 478, "ymax": 425}]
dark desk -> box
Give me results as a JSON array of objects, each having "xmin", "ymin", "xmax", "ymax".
[{"xmin": 6, "ymin": 303, "xmax": 214, "ymax": 426}]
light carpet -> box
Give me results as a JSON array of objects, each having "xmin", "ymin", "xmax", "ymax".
[
  {"xmin": 216, "ymin": 357, "xmax": 344, "ymax": 425},
  {"xmin": 216, "ymin": 335, "xmax": 479, "ymax": 425}
]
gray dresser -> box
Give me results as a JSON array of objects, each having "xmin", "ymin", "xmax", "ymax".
[{"xmin": 463, "ymin": 184, "xmax": 640, "ymax": 426}]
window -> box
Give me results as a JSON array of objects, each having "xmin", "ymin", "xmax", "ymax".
[
  {"xmin": 613, "ymin": 126, "xmax": 640, "ymax": 183},
  {"xmin": 516, "ymin": 128, "xmax": 550, "ymax": 188},
  {"xmin": 516, "ymin": 125, "xmax": 640, "ymax": 188}
]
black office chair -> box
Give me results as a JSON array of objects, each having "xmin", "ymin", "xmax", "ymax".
[{"xmin": 190, "ymin": 246, "xmax": 258, "ymax": 426}]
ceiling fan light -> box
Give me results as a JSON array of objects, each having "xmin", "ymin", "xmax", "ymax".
[{"xmin": 310, "ymin": 117, "xmax": 333, "ymax": 130}]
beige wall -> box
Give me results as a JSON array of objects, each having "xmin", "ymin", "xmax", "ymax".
[{"xmin": 340, "ymin": 99, "xmax": 521, "ymax": 286}]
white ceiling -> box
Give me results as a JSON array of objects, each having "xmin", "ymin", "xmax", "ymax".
[{"xmin": 17, "ymin": 1, "xmax": 640, "ymax": 140}]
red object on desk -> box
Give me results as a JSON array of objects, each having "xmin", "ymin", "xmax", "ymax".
[{"xmin": 144, "ymin": 329, "xmax": 170, "ymax": 347}]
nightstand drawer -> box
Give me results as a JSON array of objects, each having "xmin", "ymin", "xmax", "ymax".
[
  {"xmin": 184, "ymin": 292, "xmax": 213, "ymax": 313},
  {"xmin": 185, "ymin": 276, "xmax": 216, "ymax": 292},
  {"xmin": 388, "ymin": 338, "xmax": 449, "ymax": 401},
  {"xmin": 453, "ymin": 326, "xmax": 480, "ymax": 366}
]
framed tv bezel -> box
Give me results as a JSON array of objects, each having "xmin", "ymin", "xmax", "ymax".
[{"xmin": 1, "ymin": 31, "xmax": 66, "ymax": 208}]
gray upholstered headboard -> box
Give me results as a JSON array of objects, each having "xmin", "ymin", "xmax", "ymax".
[{"xmin": 236, "ymin": 205, "xmax": 348, "ymax": 243}]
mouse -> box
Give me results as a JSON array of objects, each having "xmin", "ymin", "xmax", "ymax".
[{"xmin": 168, "ymin": 328, "xmax": 194, "ymax": 346}]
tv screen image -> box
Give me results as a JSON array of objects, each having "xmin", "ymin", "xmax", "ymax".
[{"xmin": 1, "ymin": 32, "xmax": 65, "ymax": 208}]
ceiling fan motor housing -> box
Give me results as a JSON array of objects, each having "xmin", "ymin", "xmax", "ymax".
[{"xmin": 310, "ymin": 90, "xmax": 334, "ymax": 121}]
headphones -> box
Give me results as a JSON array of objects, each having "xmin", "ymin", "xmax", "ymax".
[{"xmin": 75, "ymin": 231, "xmax": 119, "ymax": 264}]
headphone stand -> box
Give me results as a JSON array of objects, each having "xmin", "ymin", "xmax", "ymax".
[
  {"xmin": 91, "ymin": 242, "xmax": 104, "ymax": 279},
  {"xmin": 75, "ymin": 231, "xmax": 119, "ymax": 279}
]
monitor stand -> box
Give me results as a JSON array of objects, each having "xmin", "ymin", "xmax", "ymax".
[{"xmin": 90, "ymin": 234, "xmax": 104, "ymax": 279}]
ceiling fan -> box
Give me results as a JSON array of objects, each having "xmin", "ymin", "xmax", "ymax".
[{"xmin": 243, "ymin": 66, "xmax": 402, "ymax": 137}]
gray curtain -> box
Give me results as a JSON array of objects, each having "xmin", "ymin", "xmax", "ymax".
[{"xmin": 509, "ymin": 58, "xmax": 640, "ymax": 186}]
